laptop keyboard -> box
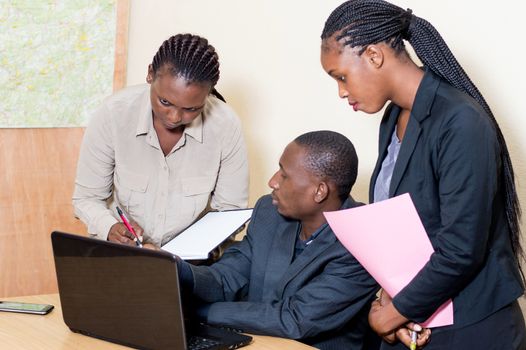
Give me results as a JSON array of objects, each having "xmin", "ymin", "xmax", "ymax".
[{"xmin": 187, "ymin": 335, "xmax": 222, "ymax": 350}]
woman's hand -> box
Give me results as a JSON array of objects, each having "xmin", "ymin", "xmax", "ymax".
[
  {"xmin": 370, "ymin": 298, "xmax": 397, "ymax": 343},
  {"xmin": 369, "ymin": 290, "xmax": 405, "ymax": 335},
  {"xmin": 395, "ymin": 323, "xmax": 431, "ymax": 349},
  {"xmin": 108, "ymin": 221, "xmax": 144, "ymax": 245},
  {"xmin": 142, "ymin": 242, "xmax": 160, "ymax": 250},
  {"xmin": 370, "ymin": 289, "xmax": 431, "ymax": 348}
]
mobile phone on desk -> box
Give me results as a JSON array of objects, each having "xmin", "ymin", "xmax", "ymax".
[{"xmin": 0, "ymin": 301, "xmax": 54, "ymax": 315}]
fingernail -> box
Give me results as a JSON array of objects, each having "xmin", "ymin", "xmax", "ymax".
[{"xmin": 414, "ymin": 324, "xmax": 422, "ymax": 332}]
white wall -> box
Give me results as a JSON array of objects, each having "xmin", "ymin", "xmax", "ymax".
[{"xmin": 126, "ymin": 1, "xmax": 526, "ymax": 225}]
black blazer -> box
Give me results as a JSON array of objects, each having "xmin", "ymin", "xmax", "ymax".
[
  {"xmin": 370, "ymin": 69, "xmax": 524, "ymax": 328},
  {"xmin": 189, "ymin": 195, "xmax": 380, "ymax": 349}
]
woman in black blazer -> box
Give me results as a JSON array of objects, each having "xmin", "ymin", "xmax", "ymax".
[{"xmin": 320, "ymin": 1, "xmax": 525, "ymax": 349}]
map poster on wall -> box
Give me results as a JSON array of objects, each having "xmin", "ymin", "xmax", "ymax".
[{"xmin": 0, "ymin": 0, "xmax": 127, "ymax": 127}]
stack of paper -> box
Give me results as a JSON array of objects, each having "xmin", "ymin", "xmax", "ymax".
[{"xmin": 324, "ymin": 193, "xmax": 453, "ymax": 327}]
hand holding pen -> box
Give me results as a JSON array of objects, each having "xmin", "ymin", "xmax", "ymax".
[
  {"xmin": 410, "ymin": 328, "xmax": 418, "ymax": 350},
  {"xmin": 400, "ymin": 323, "xmax": 430, "ymax": 350},
  {"xmin": 108, "ymin": 206, "xmax": 144, "ymax": 247},
  {"xmin": 369, "ymin": 290, "xmax": 431, "ymax": 349}
]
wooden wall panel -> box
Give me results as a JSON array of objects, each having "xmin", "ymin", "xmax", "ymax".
[
  {"xmin": 0, "ymin": 128, "xmax": 88, "ymax": 298},
  {"xmin": 0, "ymin": 0, "xmax": 129, "ymax": 299}
]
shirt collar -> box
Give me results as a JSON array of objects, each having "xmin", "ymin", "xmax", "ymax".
[
  {"xmin": 304, "ymin": 223, "xmax": 328, "ymax": 245},
  {"xmin": 136, "ymin": 90, "xmax": 152, "ymax": 136},
  {"xmin": 297, "ymin": 222, "xmax": 329, "ymax": 246},
  {"xmin": 135, "ymin": 93, "xmax": 205, "ymax": 144},
  {"xmin": 183, "ymin": 114, "xmax": 203, "ymax": 143}
]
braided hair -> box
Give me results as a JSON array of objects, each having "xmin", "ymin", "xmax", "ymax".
[
  {"xmin": 295, "ymin": 130, "xmax": 358, "ymax": 202},
  {"xmin": 151, "ymin": 33, "xmax": 225, "ymax": 102},
  {"xmin": 322, "ymin": 0, "xmax": 524, "ymax": 273}
]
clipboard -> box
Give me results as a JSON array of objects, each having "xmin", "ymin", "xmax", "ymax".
[{"xmin": 161, "ymin": 208, "xmax": 253, "ymax": 260}]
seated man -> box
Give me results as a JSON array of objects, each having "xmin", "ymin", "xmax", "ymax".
[{"xmin": 177, "ymin": 130, "xmax": 380, "ymax": 349}]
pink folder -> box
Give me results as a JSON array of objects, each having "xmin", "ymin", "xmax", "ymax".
[{"xmin": 324, "ymin": 193, "xmax": 453, "ymax": 328}]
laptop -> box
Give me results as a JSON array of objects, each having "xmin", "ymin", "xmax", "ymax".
[{"xmin": 51, "ymin": 231, "xmax": 253, "ymax": 350}]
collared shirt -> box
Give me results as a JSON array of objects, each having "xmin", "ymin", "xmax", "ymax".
[
  {"xmin": 293, "ymin": 223, "xmax": 328, "ymax": 260},
  {"xmin": 373, "ymin": 126, "xmax": 401, "ymax": 203},
  {"xmin": 73, "ymin": 84, "xmax": 249, "ymax": 246}
]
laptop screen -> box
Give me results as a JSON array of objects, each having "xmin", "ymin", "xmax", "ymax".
[{"xmin": 52, "ymin": 231, "xmax": 191, "ymax": 349}]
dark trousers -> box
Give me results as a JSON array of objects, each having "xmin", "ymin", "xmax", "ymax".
[{"xmin": 380, "ymin": 301, "xmax": 526, "ymax": 350}]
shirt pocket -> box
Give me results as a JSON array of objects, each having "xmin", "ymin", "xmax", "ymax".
[
  {"xmin": 182, "ymin": 175, "xmax": 217, "ymax": 217},
  {"xmin": 114, "ymin": 167, "xmax": 149, "ymax": 219}
]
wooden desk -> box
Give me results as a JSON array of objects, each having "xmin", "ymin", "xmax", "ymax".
[{"xmin": 0, "ymin": 294, "xmax": 316, "ymax": 350}]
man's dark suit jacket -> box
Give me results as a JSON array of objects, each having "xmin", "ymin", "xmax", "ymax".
[
  {"xmin": 370, "ymin": 68, "xmax": 524, "ymax": 328},
  {"xmin": 188, "ymin": 195, "xmax": 379, "ymax": 350}
]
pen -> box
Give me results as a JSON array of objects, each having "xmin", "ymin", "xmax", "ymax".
[
  {"xmin": 410, "ymin": 329, "xmax": 417, "ymax": 350},
  {"xmin": 116, "ymin": 206, "xmax": 143, "ymax": 247}
]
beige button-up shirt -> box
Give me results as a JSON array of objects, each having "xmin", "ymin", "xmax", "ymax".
[{"xmin": 72, "ymin": 84, "xmax": 249, "ymax": 246}]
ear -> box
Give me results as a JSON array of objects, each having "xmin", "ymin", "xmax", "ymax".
[
  {"xmin": 146, "ymin": 64, "xmax": 154, "ymax": 84},
  {"xmin": 363, "ymin": 44, "xmax": 384, "ymax": 69},
  {"xmin": 314, "ymin": 182, "xmax": 329, "ymax": 203}
]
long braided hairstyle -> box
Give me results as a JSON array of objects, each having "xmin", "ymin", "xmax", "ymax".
[
  {"xmin": 151, "ymin": 33, "xmax": 225, "ymax": 102},
  {"xmin": 322, "ymin": 0, "xmax": 524, "ymax": 275}
]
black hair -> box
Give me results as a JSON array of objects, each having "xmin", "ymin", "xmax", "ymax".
[
  {"xmin": 151, "ymin": 33, "xmax": 225, "ymax": 102},
  {"xmin": 294, "ymin": 130, "xmax": 358, "ymax": 202},
  {"xmin": 322, "ymin": 0, "xmax": 524, "ymax": 275}
]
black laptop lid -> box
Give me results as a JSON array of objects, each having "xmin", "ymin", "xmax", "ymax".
[{"xmin": 51, "ymin": 231, "xmax": 187, "ymax": 349}]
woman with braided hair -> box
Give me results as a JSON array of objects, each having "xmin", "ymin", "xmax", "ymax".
[
  {"xmin": 321, "ymin": 1, "xmax": 525, "ymax": 349},
  {"xmin": 73, "ymin": 33, "xmax": 248, "ymax": 248}
]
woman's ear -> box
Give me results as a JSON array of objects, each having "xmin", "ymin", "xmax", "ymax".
[
  {"xmin": 363, "ymin": 44, "xmax": 384, "ymax": 69},
  {"xmin": 146, "ymin": 64, "xmax": 154, "ymax": 84}
]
